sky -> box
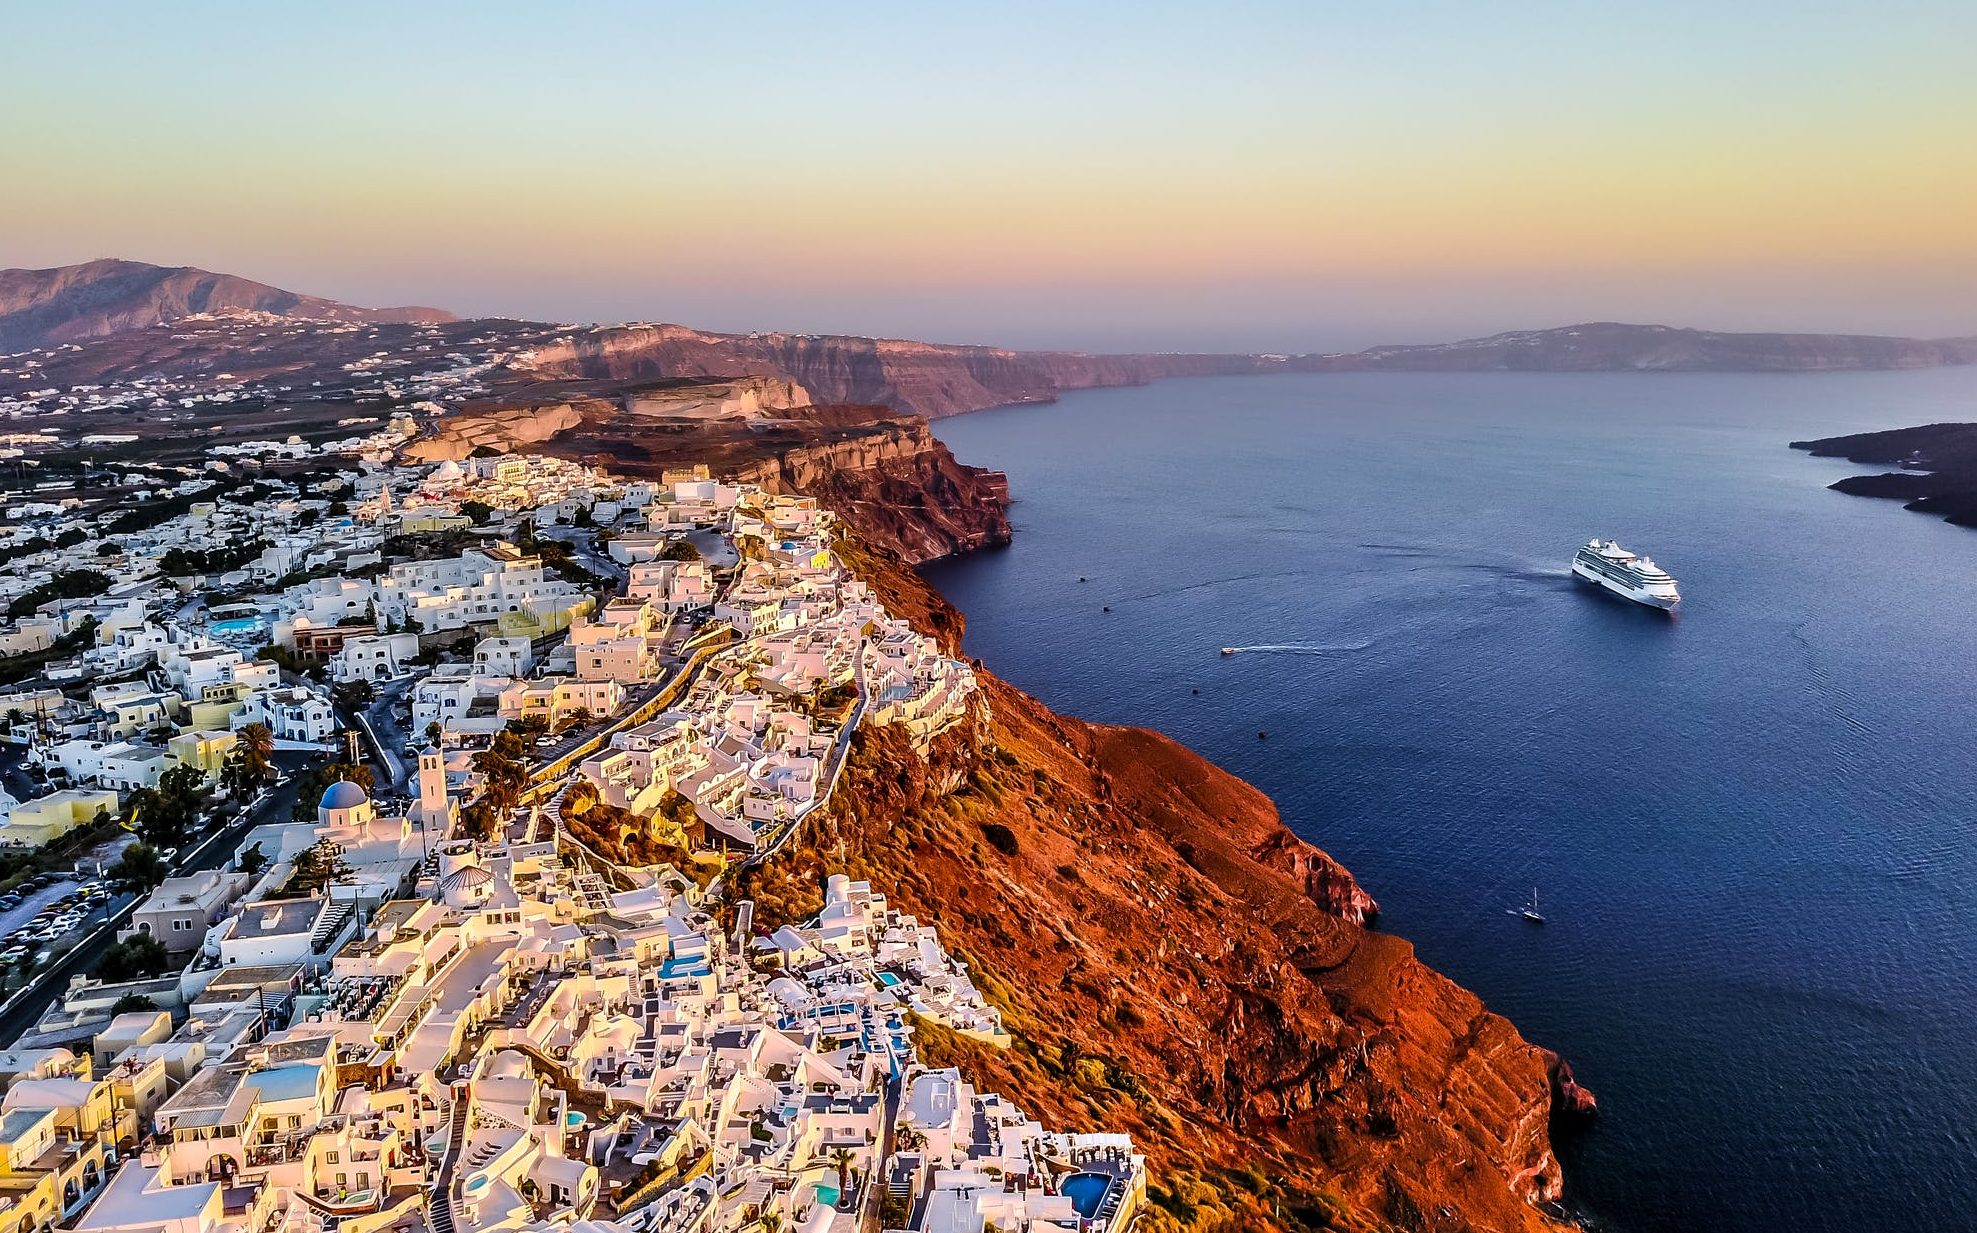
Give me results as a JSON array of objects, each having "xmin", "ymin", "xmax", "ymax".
[{"xmin": 5, "ymin": 1, "xmax": 1976, "ymax": 352}]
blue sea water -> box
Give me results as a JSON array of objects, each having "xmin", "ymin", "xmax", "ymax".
[{"xmin": 920, "ymin": 370, "xmax": 1977, "ymax": 1233}]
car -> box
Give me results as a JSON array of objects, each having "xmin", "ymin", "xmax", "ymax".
[
  {"xmin": 0, "ymin": 948, "xmax": 25, "ymax": 964},
  {"xmin": 160, "ymin": 847, "xmax": 179, "ymax": 862}
]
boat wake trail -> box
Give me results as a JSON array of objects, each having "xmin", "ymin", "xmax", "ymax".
[{"xmin": 1219, "ymin": 641, "xmax": 1374, "ymax": 657}]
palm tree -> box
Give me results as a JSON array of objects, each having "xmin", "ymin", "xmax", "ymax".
[
  {"xmin": 829, "ymin": 1147, "xmax": 856, "ymax": 1198},
  {"xmin": 237, "ymin": 723, "xmax": 275, "ymax": 787}
]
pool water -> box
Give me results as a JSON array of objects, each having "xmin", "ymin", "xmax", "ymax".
[
  {"xmin": 210, "ymin": 616, "xmax": 266, "ymax": 636},
  {"xmin": 876, "ymin": 971, "xmax": 902, "ymax": 988},
  {"xmin": 814, "ymin": 1182, "xmax": 841, "ymax": 1207},
  {"xmin": 1061, "ymin": 1173, "xmax": 1110, "ymax": 1218}
]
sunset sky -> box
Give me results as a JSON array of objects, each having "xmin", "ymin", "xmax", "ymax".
[{"xmin": 7, "ymin": 2, "xmax": 1975, "ymax": 351}]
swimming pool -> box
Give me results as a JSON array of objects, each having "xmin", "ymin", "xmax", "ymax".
[
  {"xmin": 210, "ymin": 615, "xmax": 266, "ymax": 636},
  {"xmin": 564, "ymin": 1111, "xmax": 586, "ymax": 1129},
  {"xmin": 1061, "ymin": 1173, "xmax": 1111, "ymax": 1219},
  {"xmin": 876, "ymin": 971, "xmax": 902, "ymax": 988},
  {"xmin": 814, "ymin": 1182, "xmax": 841, "ymax": 1207}
]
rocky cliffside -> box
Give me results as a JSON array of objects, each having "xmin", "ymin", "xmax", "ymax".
[
  {"xmin": 736, "ymin": 551, "xmax": 1580, "ymax": 1233},
  {"xmin": 1293, "ymin": 321, "xmax": 1977, "ymax": 373},
  {"xmin": 1792, "ymin": 422, "xmax": 1977, "ymax": 527},
  {"xmin": 730, "ymin": 418, "xmax": 1011, "ymax": 562},
  {"xmin": 412, "ymin": 380, "xmax": 1008, "ymax": 564},
  {"xmin": 0, "ymin": 258, "xmax": 452, "ymax": 352},
  {"xmin": 511, "ymin": 323, "xmax": 1272, "ymax": 418}
]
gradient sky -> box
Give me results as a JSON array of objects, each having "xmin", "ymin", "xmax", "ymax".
[{"xmin": 6, "ymin": 1, "xmax": 1976, "ymax": 351}]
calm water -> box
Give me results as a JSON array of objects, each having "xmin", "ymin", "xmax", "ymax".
[{"xmin": 922, "ymin": 370, "xmax": 1977, "ymax": 1233}]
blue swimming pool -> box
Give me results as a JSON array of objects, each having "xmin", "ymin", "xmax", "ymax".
[
  {"xmin": 814, "ymin": 1182, "xmax": 841, "ymax": 1207},
  {"xmin": 1061, "ymin": 1173, "xmax": 1110, "ymax": 1218},
  {"xmin": 210, "ymin": 616, "xmax": 265, "ymax": 636},
  {"xmin": 876, "ymin": 971, "xmax": 902, "ymax": 988}
]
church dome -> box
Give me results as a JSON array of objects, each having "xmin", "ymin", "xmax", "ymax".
[
  {"xmin": 440, "ymin": 865, "xmax": 493, "ymax": 894},
  {"xmin": 320, "ymin": 780, "xmax": 370, "ymax": 811}
]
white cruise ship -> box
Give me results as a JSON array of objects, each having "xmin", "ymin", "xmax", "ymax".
[{"xmin": 1571, "ymin": 538, "xmax": 1681, "ymax": 610}]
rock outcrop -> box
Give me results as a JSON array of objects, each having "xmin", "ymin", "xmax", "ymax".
[
  {"xmin": 735, "ymin": 552, "xmax": 1577, "ymax": 1233},
  {"xmin": 1792, "ymin": 421, "xmax": 1977, "ymax": 527},
  {"xmin": 0, "ymin": 258, "xmax": 453, "ymax": 352},
  {"xmin": 511, "ymin": 323, "xmax": 1274, "ymax": 418},
  {"xmin": 413, "ymin": 380, "xmax": 1008, "ymax": 564}
]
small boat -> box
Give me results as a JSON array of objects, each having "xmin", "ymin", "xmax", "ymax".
[
  {"xmin": 1512, "ymin": 888, "xmax": 1546, "ymax": 924},
  {"xmin": 1220, "ymin": 647, "xmax": 1237, "ymax": 656}
]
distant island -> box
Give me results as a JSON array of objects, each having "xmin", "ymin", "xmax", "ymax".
[
  {"xmin": 1791, "ymin": 423, "xmax": 1977, "ymax": 527},
  {"xmin": 1292, "ymin": 321, "xmax": 1977, "ymax": 374}
]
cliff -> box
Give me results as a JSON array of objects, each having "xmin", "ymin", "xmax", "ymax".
[
  {"xmin": 511, "ymin": 323, "xmax": 1273, "ymax": 418},
  {"xmin": 413, "ymin": 380, "xmax": 1009, "ymax": 564},
  {"xmin": 735, "ymin": 550, "xmax": 1578, "ymax": 1233},
  {"xmin": 1792, "ymin": 422, "xmax": 1977, "ymax": 527},
  {"xmin": 1293, "ymin": 321, "xmax": 1977, "ymax": 373},
  {"xmin": 0, "ymin": 258, "xmax": 453, "ymax": 352}
]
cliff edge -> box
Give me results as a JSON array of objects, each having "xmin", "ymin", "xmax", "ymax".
[{"xmin": 733, "ymin": 548, "xmax": 1576, "ymax": 1233}]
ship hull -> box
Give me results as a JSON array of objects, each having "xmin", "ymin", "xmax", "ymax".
[{"xmin": 1572, "ymin": 560, "xmax": 1680, "ymax": 610}]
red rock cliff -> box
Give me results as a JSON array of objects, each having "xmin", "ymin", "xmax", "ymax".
[
  {"xmin": 513, "ymin": 323, "xmax": 1272, "ymax": 418},
  {"xmin": 736, "ymin": 552, "xmax": 1575, "ymax": 1233}
]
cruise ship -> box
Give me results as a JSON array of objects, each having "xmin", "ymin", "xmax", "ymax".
[{"xmin": 1571, "ymin": 538, "xmax": 1681, "ymax": 609}]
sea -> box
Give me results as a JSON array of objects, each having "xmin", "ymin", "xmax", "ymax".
[{"xmin": 919, "ymin": 369, "xmax": 1977, "ymax": 1233}]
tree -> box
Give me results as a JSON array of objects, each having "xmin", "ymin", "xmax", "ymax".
[
  {"xmin": 111, "ymin": 993, "xmax": 159, "ymax": 1015},
  {"xmin": 97, "ymin": 934, "xmax": 170, "ymax": 982},
  {"xmin": 459, "ymin": 499, "xmax": 494, "ymax": 526},
  {"xmin": 425, "ymin": 721, "xmax": 444, "ymax": 747},
  {"xmin": 236, "ymin": 723, "xmax": 275, "ymax": 787},
  {"xmin": 660, "ymin": 538, "xmax": 701, "ymax": 562},
  {"xmin": 108, "ymin": 844, "xmax": 168, "ymax": 895},
  {"xmin": 291, "ymin": 762, "xmax": 375, "ymax": 823},
  {"xmin": 131, "ymin": 764, "xmax": 205, "ymax": 850},
  {"xmin": 237, "ymin": 842, "xmax": 269, "ymax": 876},
  {"xmin": 829, "ymin": 1147, "xmax": 855, "ymax": 1196},
  {"xmin": 96, "ymin": 540, "xmax": 121, "ymax": 557},
  {"xmin": 332, "ymin": 679, "xmax": 375, "ymax": 711},
  {"xmin": 472, "ymin": 730, "xmax": 530, "ymax": 817}
]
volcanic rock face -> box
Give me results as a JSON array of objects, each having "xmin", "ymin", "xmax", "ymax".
[
  {"xmin": 738, "ymin": 556, "xmax": 1574, "ymax": 1233},
  {"xmin": 731, "ymin": 419, "xmax": 1011, "ymax": 563},
  {"xmin": 414, "ymin": 381, "xmax": 1008, "ymax": 564},
  {"xmin": 1792, "ymin": 421, "xmax": 1977, "ymax": 527},
  {"xmin": 512, "ymin": 323, "xmax": 1274, "ymax": 418},
  {"xmin": 0, "ymin": 259, "xmax": 453, "ymax": 352}
]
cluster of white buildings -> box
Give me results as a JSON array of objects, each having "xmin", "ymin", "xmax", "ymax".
[{"xmin": 0, "ymin": 443, "xmax": 1137, "ymax": 1233}]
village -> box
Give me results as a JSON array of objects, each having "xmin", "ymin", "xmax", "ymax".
[{"xmin": 0, "ymin": 427, "xmax": 1145, "ymax": 1233}]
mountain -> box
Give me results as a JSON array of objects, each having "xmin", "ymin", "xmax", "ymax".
[
  {"xmin": 0, "ymin": 258, "xmax": 454, "ymax": 353},
  {"xmin": 1291, "ymin": 321, "xmax": 1977, "ymax": 373}
]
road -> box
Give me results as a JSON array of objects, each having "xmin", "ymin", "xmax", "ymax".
[{"xmin": 0, "ymin": 751, "xmax": 312, "ymax": 1044}]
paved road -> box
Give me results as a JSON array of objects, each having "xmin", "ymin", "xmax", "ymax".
[{"xmin": 0, "ymin": 752, "xmax": 312, "ymax": 1044}]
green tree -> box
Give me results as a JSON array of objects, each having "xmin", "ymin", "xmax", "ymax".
[
  {"xmin": 660, "ymin": 538, "xmax": 701, "ymax": 562},
  {"xmin": 97, "ymin": 934, "xmax": 170, "ymax": 981},
  {"xmin": 472, "ymin": 729, "xmax": 530, "ymax": 817},
  {"xmin": 237, "ymin": 842, "xmax": 270, "ymax": 876},
  {"xmin": 111, "ymin": 993, "xmax": 159, "ymax": 1015},
  {"xmin": 108, "ymin": 844, "xmax": 169, "ymax": 895},
  {"xmin": 459, "ymin": 499, "xmax": 494, "ymax": 526},
  {"xmin": 236, "ymin": 723, "xmax": 275, "ymax": 787},
  {"xmin": 290, "ymin": 762, "xmax": 375, "ymax": 823}
]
